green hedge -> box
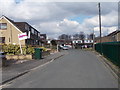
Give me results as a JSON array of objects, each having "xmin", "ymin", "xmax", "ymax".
[
  {"xmin": 1, "ymin": 44, "xmax": 35, "ymax": 55},
  {"xmin": 95, "ymin": 42, "xmax": 120, "ymax": 67}
]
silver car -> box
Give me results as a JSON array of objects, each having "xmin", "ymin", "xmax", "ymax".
[{"xmin": 62, "ymin": 46, "xmax": 69, "ymax": 50}]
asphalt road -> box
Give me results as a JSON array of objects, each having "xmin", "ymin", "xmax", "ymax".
[{"xmin": 3, "ymin": 49, "xmax": 118, "ymax": 88}]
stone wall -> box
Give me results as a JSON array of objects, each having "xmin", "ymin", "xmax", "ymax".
[{"xmin": 6, "ymin": 55, "xmax": 32, "ymax": 60}]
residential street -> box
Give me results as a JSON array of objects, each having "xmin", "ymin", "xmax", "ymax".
[{"xmin": 3, "ymin": 49, "xmax": 118, "ymax": 88}]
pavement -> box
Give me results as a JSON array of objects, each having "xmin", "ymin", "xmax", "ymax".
[
  {"xmin": 93, "ymin": 50, "xmax": 119, "ymax": 79},
  {"xmin": 1, "ymin": 51, "xmax": 66, "ymax": 85},
  {"xmin": 2, "ymin": 49, "xmax": 118, "ymax": 88}
]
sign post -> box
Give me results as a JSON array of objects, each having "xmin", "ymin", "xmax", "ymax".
[
  {"xmin": 57, "ymin": 44, "xmax": 59, "ymax": 52},
  {"xmin": 18, "ymin": 38, "xmax": 23, "ymax": 54},
  {"xmin": 18, "ymin": 32, "xmax": 28, "ymax": 54}
]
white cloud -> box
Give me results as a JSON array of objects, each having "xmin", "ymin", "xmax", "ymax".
[
  {"xmin": 101, "ymin": 11, "xmax": 118, "ymax": 27},
  {"xmin": 83, "ymin": 16, "xmax": 99, "ymax": 27},
  {"xmin": 60, "ymin": 19, "xmax": 79, "ymax": 26},
  {"xmin": 33, "ymin": 22, "xmax": 62, "ymax": 36},
  {"xmin": 58, "ymin": 19, "xmax": 80, "ymax": 34},
  {"xmin": 94, "ymin": 26, "xmax": 117, "ymax": 36},
  {"xmin": 34, "ymin": 19, "xmax": 80, "ymax": 38},
  {"xmin": 82, "ymin": 10, "xmax": 118, "ymax": 27},
  {"xmin": 79, "ymin": 10, "xmax": 118, "ymax": 37},
  {"xmin": 0, "ymin": 0, "xmax": 118, "ymax": 38}
]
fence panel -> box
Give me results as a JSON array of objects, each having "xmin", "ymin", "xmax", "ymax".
[{"xmin": 95, "ymin": 42, "xmax": 120, "ymax": 67}]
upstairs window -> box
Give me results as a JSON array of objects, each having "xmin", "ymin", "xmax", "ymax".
[
  {"xmin": 31, "ymin": 28, "xmax": 34, "ymax": 34},
  {"xmin": 0, "ymin": 23, "xmax": 7, "ymax": 30},
  {"xmin": 38, "ymin": 33, "xmax": 40, "ymax": 37},
  {"xmin": 40, "ymin": 36, "xmax": 44, "ymax": 39},
  {"xmin": 25, "ymin": 24, "xmax": 29, "ymax": 31},
  {"xmin": 34, "ymin": 30, "xmax": 38, "ymax": 36}
]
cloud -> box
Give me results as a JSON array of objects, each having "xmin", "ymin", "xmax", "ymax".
[
  {"xmin": 0, "ymin": 0, "xmax": 118, "ymax": 38},
  {"xmin": 1, "ymin": 0, "xmax": 117, "ymax": 21},
  {"xmin": 101, "ymin": 11, "xmax": 118, "ymax": 27},
  {"xmin": 78, "ymin": 10, "xmax": 118, "ymax": 36},
  {"xmin": 82, "ymin": 10, "xmax": 118, "ymax": 27},
  {"xmin": 58, "ymin": 19, "xmax": 79, "ymax": 34},
  {"xmin": 33, "ymin": 19, "xmax": 80, "ymax": 38},
  {"xmin": 33, "ymin": 21, "xmax": 62, "ymax": 38},
  {"xmin": 94, "ymin": 26, "xmax": 117, "ymax": 36}
]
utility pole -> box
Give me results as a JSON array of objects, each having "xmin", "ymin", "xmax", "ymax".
[
  {"xmin": 98, "ymin": 2, "xmax": 102, "ymax": 54},
  {"xmin": 93, "ymin": 28, "xmax": 95, "ymax": 50},
  {"xmin": 98, "ymin": 3, "xmax": 102, "ymax": 43}
]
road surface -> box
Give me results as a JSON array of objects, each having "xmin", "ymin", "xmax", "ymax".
[{"xmin": 3, "ymin": 49, "xmax": 118, "ymax": 88}]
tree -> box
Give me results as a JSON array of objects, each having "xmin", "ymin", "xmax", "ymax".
[
  {"xmin": 58, "ymin": 34, "xmax": 71, "ymax": 40},
  {"xmin": 73, "ymin": 32, "xmax": 85, "ymax": 40},
  {"xmin": 79, "ymin": 32, "xmax": 85, "ymax": 40},
  {"xmin": 88, "ymin": 33, "xmax": 94, "ymax": 40},
  {"xmin": 51, "ymin": 40, "xmax": 57, "ymax": 46},
  {"xmin": 73, "ymin": 34, "xmax": 79, "ymax": 39}
]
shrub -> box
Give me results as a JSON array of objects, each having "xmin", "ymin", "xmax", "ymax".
[
  {"xmin": 2, "ymin": 44, "xmax": 20, "ymax": 55},
  {"xmin": 26, "ymin": 46, "xmax": 35, "ymax": 54},
  {"xmin": 2, "ymin": 44, "xmax": 35, "ymax": 55},
  {"xmin": 39, "ymin": 47, "xmax": 47, "ymax": 51}
]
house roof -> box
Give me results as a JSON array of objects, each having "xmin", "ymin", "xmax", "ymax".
[
  {"xmin": 40, "ymin": 34, "xmax": 46, "ymax": 37},
  {"xmin": 14, "ymin": 22, "xmax": 31, "ymax": 32},
  {"xmin": 107, "ymin": 30, "xmax": 120, "ymax": 36},
  {"xmin": 3, "ymin": 15, "xmax": 15, "ymax": 23},
  {"xmin": 0, "ymin": 15, "xmax": 23, "ymax": 33},
  {"xmin": 0, "ymin": 15, "xmax": 40, "ymax": 33}
]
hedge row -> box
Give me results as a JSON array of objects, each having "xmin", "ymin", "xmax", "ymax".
[{"xmin": 1, "ymin": 44, "xmax": 35, "ymax": 55}]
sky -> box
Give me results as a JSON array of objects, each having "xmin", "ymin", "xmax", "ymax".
[{"xmin": 0, "ymin": 0, "xmax": 118, "ymax": 39}]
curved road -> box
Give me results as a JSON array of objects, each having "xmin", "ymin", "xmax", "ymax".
[{"xmin": 4, "ymin": 49, "xmax": 118, "ymax": 88}]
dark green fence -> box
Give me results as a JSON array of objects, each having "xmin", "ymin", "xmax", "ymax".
[{"xmin": 95, "ymin": 41, "xmax": 120, "ymax": 67}]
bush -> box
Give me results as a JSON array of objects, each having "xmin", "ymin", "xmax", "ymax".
[
  {"xmin": 2, "ymin": 44, "xmax": 20, "ymax": 55},
  {"xmin": 26, "ymin": 46, "xmax": 35, "ymax": 54},
  {"xmin": 39, "ymin": 47, "xmax": 47, "ymax": 51},
  {"xmin": 2, "ymin": 44, "xmax": 35, "ymax": 55}
]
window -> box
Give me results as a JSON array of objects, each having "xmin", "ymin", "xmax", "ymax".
[
  {"xmin": 34, "ymin": 30, "xmax": 38, "ymax": 36},
  {"xmin": 25, "ymin": 24, "xmax": 29, "ymax": 31},
  {"xmin": 31, "ymin": 28, "xmax": 34, "ymax": 34},
  {"xmin": 78, "ymin": 41, "xmax": 81, "ymax": 43},
  {"xmin": 40, "ymin": 36, "xmax": 44, "ymax": 39},
  {"xmin": 38, "ymin": 33, "xmax": 40, "ymax": 37},
  {"xmin": 0, "ymin": 37, "xmax": 5, "ymax": 43},
  {"xmin": 90, "ymin": 40, "xmax": 93, "ymax": 43},
  {"xmin": 0, "ymin": 23, "xmax": 7, "ymax": 29}
]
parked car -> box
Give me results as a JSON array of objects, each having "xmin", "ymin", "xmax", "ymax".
[
  {"xmin": 59, "ymin": 45, "xmax": 64, "ymax": 49},
  {"xmin": 62, "ymin": 46, "xmax": 69, "ymax": 50},
  {"xmin": 65, "ymin": 45, "xmax": 72, "ymax": 48}
]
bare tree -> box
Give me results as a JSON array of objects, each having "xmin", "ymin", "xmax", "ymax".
[
  {"xmin": 73, "ymin": 34, "xmax": 79, "ymax": 39},
  {"xmin": 73, "ymin": 32, "xmax": 85, "ymax": 40},
  {"xmin": 58, "ymin": 34, "xmax": 71, "ymax": 40},
  {"xmin": 51, "ymin": 40, "xmax": 57, "ymax": 46},
  {"xmin": 88, "ymin": 33, "xmax": 94, "ymax": 40},
  {"xmin": 79, "ymin": 32, "xmax": 85, "ymax": 40}
]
